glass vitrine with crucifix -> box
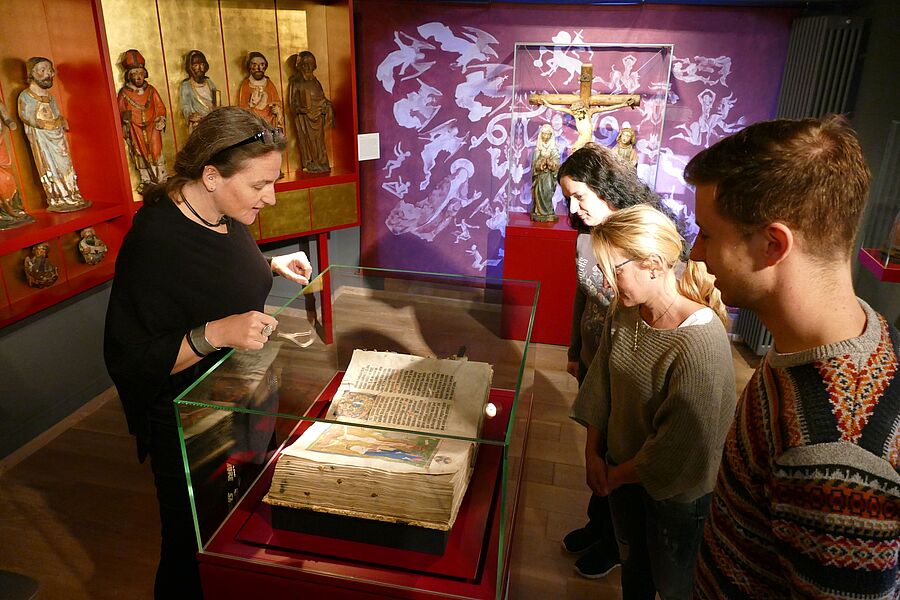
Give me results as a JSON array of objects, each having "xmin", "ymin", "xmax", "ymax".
[{"xmin": 507, "ymin": 42, "xmax": 673, "ymax": 219}]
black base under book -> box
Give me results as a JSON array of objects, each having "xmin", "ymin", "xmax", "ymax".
[{"xmin": 270, "ymin": 505, "xmax": 451, "ymax": 555}]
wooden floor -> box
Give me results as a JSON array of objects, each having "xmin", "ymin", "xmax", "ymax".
[{"xmin": 0, "ymin": 308, "xmax": 758, "ymax": 599}]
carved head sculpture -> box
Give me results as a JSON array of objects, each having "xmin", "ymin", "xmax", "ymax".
[
  {"xmin": 122, "ymin": 49, "xmax": 148, "ymax": 87},
  {"xmin": 570, "ymin": 100, "xmax": 588, "ymax": 119},
  {"xmin": 186, "ymin": 50, "xmax": 209, "ymax": 82},
  {"xmin": 296, "ymin": 51, "xmax": 317, "ymax": 79},
  {"xmin": 26, "ymin": 57, "xmax": 55, "ymax": 89},
  {"xmin": 617, "ymin": 127, "xmax": 636, "ymax": 146},
  {"xmin": 246, "ymin": 52, "xmax": 268, "ymax": 80}
]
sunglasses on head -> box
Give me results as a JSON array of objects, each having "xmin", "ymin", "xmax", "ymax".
[{"xmin": 215, "ymin": 128, "xmax": 285, "ymax": 157}]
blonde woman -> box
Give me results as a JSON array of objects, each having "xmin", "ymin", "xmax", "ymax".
[{"xmin": 570, "ymin": 204, "xmax": 736, "ymax": 600}]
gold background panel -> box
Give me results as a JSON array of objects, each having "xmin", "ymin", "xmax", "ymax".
[
  {"xmin": 276, "ymin": 2, "xmax": 315, "ymax": 175},
  {"xmin": 310, "ymin": 182, "xmax": 356, "ymax": 230},
  {"xmin": 260, "ymin": 188, "xmax": 311, "ymax": 238},
  {"xmin": 0, "ymin": 1, "xmax": 54, "ymax": 213},
  {"xmin": 101, "ymin": 0, "xmax": 177, "ymax": 202},
  {"xmin": 157, "ymin": 0, "xmax": 227, "ymax": 149},
  {"xmin": 220, "ymin": 0, "xmax": 291, "ymax": 173}
]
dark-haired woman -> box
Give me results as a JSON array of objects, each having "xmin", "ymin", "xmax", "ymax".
[
  {"xmin": 104, "ymin": 107, "xmax": 311, "ymax": 598},
  {"xmin": 557, "ymin": 142, "xmax": 667, "ymax": 579}
]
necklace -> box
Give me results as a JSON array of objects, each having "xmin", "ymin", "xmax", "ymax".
[
  {"xmin": 179, "ymin": 191, "xmax": 227, "ymax": 228},
  {"xmin": 633, "ymin": 296, "xmax": 678, "ymax": 351}
]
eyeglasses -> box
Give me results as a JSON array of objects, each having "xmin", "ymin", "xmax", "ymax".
[
  {"xmin": 613, "ymin": 258, "xmax": 635, "ymax": 275},
  {"xmin": 215, "ymin": 128, "xmax": 285, "ymax": 157}
]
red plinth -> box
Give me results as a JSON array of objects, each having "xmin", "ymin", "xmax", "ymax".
[
  {"xmin": 197, "ymin": 386, "xmax": 520, "ymax": 600},
  {"xmin": 858, "ymin": 247, "xmax": 900, "ymax": 283},
  {"xmin": 502, "ymin": 212, "xmax": 577, "ymax": 345}
]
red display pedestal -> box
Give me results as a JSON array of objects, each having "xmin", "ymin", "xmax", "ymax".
[
  {"xmin": 197, "ymin": 387, "xmax": 520, "ymax": 600},
  {"xmin": 502, "ymin": 213, "xmax": 577, "ymax": 345},
  {"xmin": 858, "ymin": 247, "xmax": 900, "ymax": 283}
]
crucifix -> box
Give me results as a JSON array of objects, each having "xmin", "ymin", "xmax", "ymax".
[{"xmin": 528, "ymin": 64, "xmax": 641, "ymax": 151}]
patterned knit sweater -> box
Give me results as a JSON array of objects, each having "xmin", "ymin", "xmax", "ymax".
[
  {"xmin": 571, "ymin": 305, "xmax": 736, "ymax": 503},
  {"xmin": 694, "ymin": 300, "xmax": 900, "ymax": 599}
]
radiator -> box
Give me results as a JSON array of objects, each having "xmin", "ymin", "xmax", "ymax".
[
  {"xmin": 858, "ymin": 121, "xmax": 900, "ymax": 255},
  {"xmin": 735, "ymin": 14, "xmax": 866, "ymax": 356},
  {"xmin": 776, "ymin": 15, "xmax": 866, "ymax": 119},
  {"xmin": 733, "ymin": 309, "xmax": 773, "ymax": 356}
]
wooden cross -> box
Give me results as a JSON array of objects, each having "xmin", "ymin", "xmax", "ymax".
[{"xmin": 528, "ymin": 64, "xmax": 641, "ymax": 151}]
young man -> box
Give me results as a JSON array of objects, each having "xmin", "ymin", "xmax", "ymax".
[{"xmin": 686, "ymin": 115, "xmax": 900, "ymax": 599}]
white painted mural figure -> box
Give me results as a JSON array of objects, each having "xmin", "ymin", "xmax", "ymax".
[
  {"xmin": 385, "ymin": 158, "xmax": 480, "ymax": 242},
  {"xmin": 466, "ymin": 243, "xmax": 502, "ymax": 271},
  {"xmin": 377, "ymin": 31, "xmax": 436, "ymax": 93},
  {"xmin": 382, "ymin": 176, "xmax": 410, "ymax": 199},
  {"xmin": 453, "ymin": 218, "xmax": 479, "ymax": 243},
  {"xmin": 383, "ymin": 141, "xmax": 411, "ymax": 178},
  {"xmin": 393, "ymin": 79, "xmax": 442, "ymax": 131},
  {"xmin": 418, "ymin": 119, "xmax": 466, "ymax": 190},
  {"xmin": 670, "ymin": 88, "xmax": 744, "ymax": 146},
  {"xmin": 455, "ymin": 67, "xmax": 509, "ymax": 121},
  {"xmin": 672, "ymin": 55, "xmax": 732, "ymax": 87},
  {"xmin": 417, "ymin": 23, "xmax": 499, "ymax": 72},
  {"xmin": 534, "ymin": 47, "xmax": 584, "ymax": 85}
]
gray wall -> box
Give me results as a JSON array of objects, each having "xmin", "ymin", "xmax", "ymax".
[
  {"xmin": 851, "ymin": 0, "xmax": 900, "ymax": 325},
  {"xmin": 0, "ymin": 284, "xmax": 113, "ymax": 458}
]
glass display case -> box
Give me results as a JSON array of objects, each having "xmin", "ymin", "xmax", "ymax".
[
  {"xmin": 858, "ymin": 210, "xmax": 900, "ymax": 283},
  {"xmin": 507, "ymin": 42, "xmax": 673, "ymax": 217},
  {"xmin": 175, "ymin": 265, "xmax": 539, "ymax": 599}
]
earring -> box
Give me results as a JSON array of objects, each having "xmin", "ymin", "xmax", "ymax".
[{"xmin": 650, "ymin": 270, "xmax": 657, "ymax": 279}]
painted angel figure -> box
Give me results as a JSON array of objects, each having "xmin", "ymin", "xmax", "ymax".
[
  {"xmin": 376, "ymin": 31, "xmax": 435, "ymax": 93},
  {"xmin": 18, "ymin": 57, "xmax": 90, "ymax": 212}
]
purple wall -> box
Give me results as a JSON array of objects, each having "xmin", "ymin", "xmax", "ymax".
[{"xmin": 356, "ymin": 1, "xmax": 793, "ymax": 277}]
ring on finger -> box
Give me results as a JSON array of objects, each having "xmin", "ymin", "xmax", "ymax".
[{"xmin": 261, "ymin": 324, "xmax": 274, "ymax": 337}]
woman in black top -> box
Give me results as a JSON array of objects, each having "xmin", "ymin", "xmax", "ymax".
[{"xmin": 104, "ymin": 107, "xmax": 311, "ymax": 599}]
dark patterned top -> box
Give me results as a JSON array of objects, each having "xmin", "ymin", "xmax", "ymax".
[
  {"xmin": 694, "ymin": 300, "xmax": 900, "ymax": 599},
  {"xmin": 568, "ymin": 232, "xmax": 614, "ymax": 366}
]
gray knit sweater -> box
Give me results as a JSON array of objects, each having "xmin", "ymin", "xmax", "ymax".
[{"xmin": 570, "ymin": 306, "xmax": 736, "ymax": 502}]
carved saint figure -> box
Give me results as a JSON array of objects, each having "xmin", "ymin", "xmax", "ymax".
[
  {"xmin": 237, "ymin": 52, "xmax": 283, "ymax": 129},
  {"xmin": 24, "ymin": 242, "xmax": 59, "ymax": 288},
  {"xmin": 0, "ymin": 103, "xmax": 34, "ymax": 229},
  {"xmin": 180, "ymin": 50, "xmax": 218, "ymax": 134},
  {"xmin": 117, "ymin": 49, "xmax": 167, "ymax": 189},
  {"xmin": 78, "ymin": 227, "xmax": 108, "ymax": 265},
  {"xmin": 530, "ymin": 123, "xmax": 560, "ymax": 222},
  {"xmin": 18, "ymin": 57, "xmax": 90, "ymax": 212},
  {"xmin": 614, "ymin": 127, "xmax": 638, "ymax": 170},
  {"xmin": 289, "ymin": 51, "xmax": 333, "ymax": 173},
  {"xmin": 542, "ymin": 98, "xmax": 637, "ymax": 152}
]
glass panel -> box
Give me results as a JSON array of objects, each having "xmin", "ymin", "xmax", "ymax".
[
  {"xmin": 509, "ymin": 42, "xmax": 674, "ymax": 218},
  {"xmin": 175, "ymin": 265, "xmax": 539, "ymax": 597}
]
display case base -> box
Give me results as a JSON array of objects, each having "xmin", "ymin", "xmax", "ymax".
[{"xmin": 270, "ymin": 505, "xmax": 450, "ymax": 555}]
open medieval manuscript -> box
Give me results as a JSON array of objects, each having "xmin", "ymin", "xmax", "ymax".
[{"xmin": 264, "ymin": 349, "xmax": 493, "ymax": 530}]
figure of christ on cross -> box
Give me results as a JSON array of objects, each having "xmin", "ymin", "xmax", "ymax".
[{"xmin": 528, "ymin": 64, "xmax": 640, "ymax": 151}]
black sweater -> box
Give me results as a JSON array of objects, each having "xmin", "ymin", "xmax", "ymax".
[{"xmin": 104, "ymin": 192, "xmax": 272, "ymax": 449}]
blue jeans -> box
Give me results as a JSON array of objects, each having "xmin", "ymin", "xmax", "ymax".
[{"xmin": 608, "ymin": 484, "xmax": 711, "ymax": 600}]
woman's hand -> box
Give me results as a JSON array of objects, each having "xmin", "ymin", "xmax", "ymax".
[
  {"xmin": 585, "ymin": 451, "xmax": 610, "ymax": 497},
  {"xmin": 206, "ymin": 311, "xmax": 278, "ymax": 351},
  {"xmin": 566, "ymin": 360, "xmax": 580, "ymax": 379},
  {"xmin": 270, "ymin": 252, "xmax": 312, "ymax": 285}
]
